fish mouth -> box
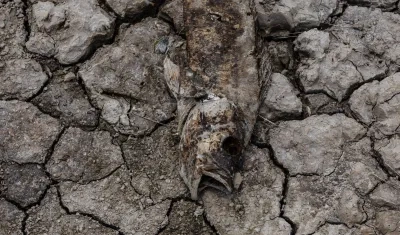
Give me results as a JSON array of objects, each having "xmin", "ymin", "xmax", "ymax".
[
  {"xmin": 180, "ymin": 155, "xmax": 235, "ymax": 200},
  {"xmin": 199, "ymin": 170, "xmax": 233, "ymax": 194}
]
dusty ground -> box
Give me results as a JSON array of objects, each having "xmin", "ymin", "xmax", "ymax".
[{"xmin": 1, "ymin": 0, "xmax": 400, "ymax": 234}]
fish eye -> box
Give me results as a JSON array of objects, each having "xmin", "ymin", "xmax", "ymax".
[{"xmin": 221, "ymin": 136, "xmax": 241, "ymax": 156}]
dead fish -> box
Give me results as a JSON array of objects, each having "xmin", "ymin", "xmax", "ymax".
[{"xmin": 163, "ymin": 0, "xmax": 265, "ymax": 200}]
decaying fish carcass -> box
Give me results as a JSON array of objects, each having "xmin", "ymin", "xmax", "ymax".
[{"xmin": 163, "ymin": 0, "xmax": 266, "ymax": 200}]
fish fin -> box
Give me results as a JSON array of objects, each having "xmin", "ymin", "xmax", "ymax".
[
  {"xmin": 163, "ymin": 56, "xmax": 181, "ymax": 98},
  {"xmin": 258, "ymin": 46, "xmax": 273, "ymax": 102},
  {"xmin": 176, "ymin": 98, "xmax": 196, "ymax": 134},
  {"xmin": 163, "ymin": 57, "xmax": 197, "ymax": 134}
]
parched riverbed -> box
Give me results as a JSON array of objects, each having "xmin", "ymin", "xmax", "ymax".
[{"xmin": 1, "ymin": 0, "xmax": 400, "ymax": 234}]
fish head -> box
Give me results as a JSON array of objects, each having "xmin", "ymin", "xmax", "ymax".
[{"xmin": 179, "ymin": 96, "xmax": 247, "ymax": 200}]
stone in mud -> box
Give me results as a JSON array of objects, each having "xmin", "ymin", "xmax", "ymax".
[
  {"xmin": 259, "ymin": 73, "xmax": 302, "ymax": 121},
  {"xmin": 47, "ymin": 127, "xmax": 124, "ymax": 183},
  {"xmin": 32, "ymin": 70, "xmax": 99, "ymax": 127},
  {"xmin": 0, "ymin": 163, "xmax": 51, "ymax": 208},
  {"xmin": 25, "ymin": 33, "xmax": 56, "ymax": 57},
  {"xmin": 0, "ymin": 1, "xmax": 26, "ymax": 60},
  {"xmin": 26, "ymin": 187, "xmax": 117, "ymax": 235},
  {"xmin": 27, "ymin": 0, "xmax": 115, "ymax": 64},
  {"xmin": 159, "ymin": 0, "xmax": 184, "ymax": 33},
  {"xmin": 304, "ymin": 93, "xmax": 341, "ymax": 115},
  {"xmin": 269, "ymin": 114, "xmax": 366, "ymax": 175},
  {"xmin": 0, "ymin": 59, "xmax": 48, "ymax": 101},
  {"xmin": 256, "ymin": 12, "xmax": 292, "ymax": 37},
  {"xmin": 79, "ymin": 18, "xmax": 176, "ymax": 136},
  {"xmin": 105, "ymin": 0, "xmax": 158, "ymax": 18},
  {"xmin": 0, "ymin": 100, "xmax": 62, "ymax": 164},
  {"xmin": 294, "ymin": 29, "xmax": 330, "ymax": 59},
  {"xmin": 254, "ymin": 0, "xmax": 277, "ymax": 15},
  {"xmin": 375, "ymin": 135, "xmax": 400, "ymax": 176},
  {"xmin": 272, "ymin": 0, "xmax": 340, "ymax": 30},
  {"xmin": 349, "ymin": 73, "xmax": 400, "ymax": 139},
  {"xmin": 122, "ymin": 123, "xmax": 186, "ymax": 202},
  {"xmin": 202, "ymin": 146, "xmax": 288, "ymax": 235},
  {"xmin": 284, "ymin": 138, "xmax": 386, "ymax": 234},
  {"xmin": 159, "ymin": 200, "xmax": 214, "ymax": 235},
  {"xmin": 59, "ymin": 166, "xmax": 170, "ymax": 235},
  {"xmin": 0, "ymin": 198, "xmax": 24, "ymax": 235}
]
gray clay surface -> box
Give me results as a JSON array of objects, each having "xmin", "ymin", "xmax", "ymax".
[{"xmin": 1, "ymin": 0, "xmax": 400, "ymax": 234}]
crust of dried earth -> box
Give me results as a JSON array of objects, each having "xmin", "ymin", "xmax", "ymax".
[{"xmin": 1, "ymin": 0, "xmax": 400, "ymax": 234}]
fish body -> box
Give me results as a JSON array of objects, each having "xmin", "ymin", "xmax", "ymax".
[{"xmin": 164, "ymin": 0, "xmax": 263, "ymax": 200}]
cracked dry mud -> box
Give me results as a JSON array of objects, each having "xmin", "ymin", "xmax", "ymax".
[{"xmin": 1, "ymin": 0, "xmax": 400, "ymax": 234}]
